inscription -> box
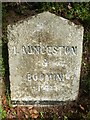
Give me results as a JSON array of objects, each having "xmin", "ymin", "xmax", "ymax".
[
  {"xmin": 32, "ymin": 84, "xmax": 58, "ymax": 92},
  {"xmin": 13, "ymin": 45, "xmax": 77, "ymax": 55},
  {"xmin": 13, "ymin": 44, "xmax": 77, "ymax": 84},
  {"xmin": 38, "ymin": 84, "xmax": 57, "ymax": 92},
  {"xmin": 27, "ymin": 73, "xmax": 64, "ymax": 82}
]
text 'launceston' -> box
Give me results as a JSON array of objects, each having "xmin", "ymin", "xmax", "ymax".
[{"xmin": 13, "ymin": 45, "xmax": 77, "ymax": 55}]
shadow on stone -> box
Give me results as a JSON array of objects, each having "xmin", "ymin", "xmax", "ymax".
[{"xmin": 2, "ymin": 40, "xmax": 10, "ymax": 96}]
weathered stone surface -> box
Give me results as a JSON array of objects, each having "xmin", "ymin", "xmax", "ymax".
[{"xmin": 7, "ymin": 12, "xmax": 84, "ymax": 104}]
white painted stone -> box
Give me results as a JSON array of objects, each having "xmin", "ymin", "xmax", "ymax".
[{"xmin": 7, "ymin": 12, "xmax": 84, "ymax": 104}]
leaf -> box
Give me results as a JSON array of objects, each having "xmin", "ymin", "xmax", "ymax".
[
  {"xmin": 31, "ymin": 113, "xmax": 39, "ymax": 119},
  {"xmin": 2, "ymin": 95, "xmax": 7, "ymax": 106},
  {"xmin": 21, "ymin": 107, "xmax": 29, "ymax": 118},
  {"xmin": 68, "ymin": 3, "xmax": 72, "ymax": 10},
  {"xmin": 29, "ymin": 109, "xmax": 33, "ymax": 115},
  {"xmin": 29, "ymin": 108, "xmax": 39, "ymax": 119},
  {"xmin": 79, "ymin": 105, "xmax": 85, "ymax": 111},
  {"xmin": 28, "ymin": 105, "xmax": 33, "ymax": 110},
  {"xmin": 16, "ymin": 107, "xmax": 23, "ymax": 120},
  {"xmin": 33, "ymin": 109, "xmax": 38, "ymax": 114}
]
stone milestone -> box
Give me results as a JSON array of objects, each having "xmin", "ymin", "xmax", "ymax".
[{"xmin": 7, "ymin": 12, "xmax": 84, "ymax": 105}]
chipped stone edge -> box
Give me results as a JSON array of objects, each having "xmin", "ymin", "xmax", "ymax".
[{"xmin": 7, "ymin": 11, "xmax": 84, "ymax": 32}]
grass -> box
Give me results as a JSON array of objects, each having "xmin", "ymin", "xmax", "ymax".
[{"xmin": 0, "ymin": 105, "xmax": 6, "ymax": 119}]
